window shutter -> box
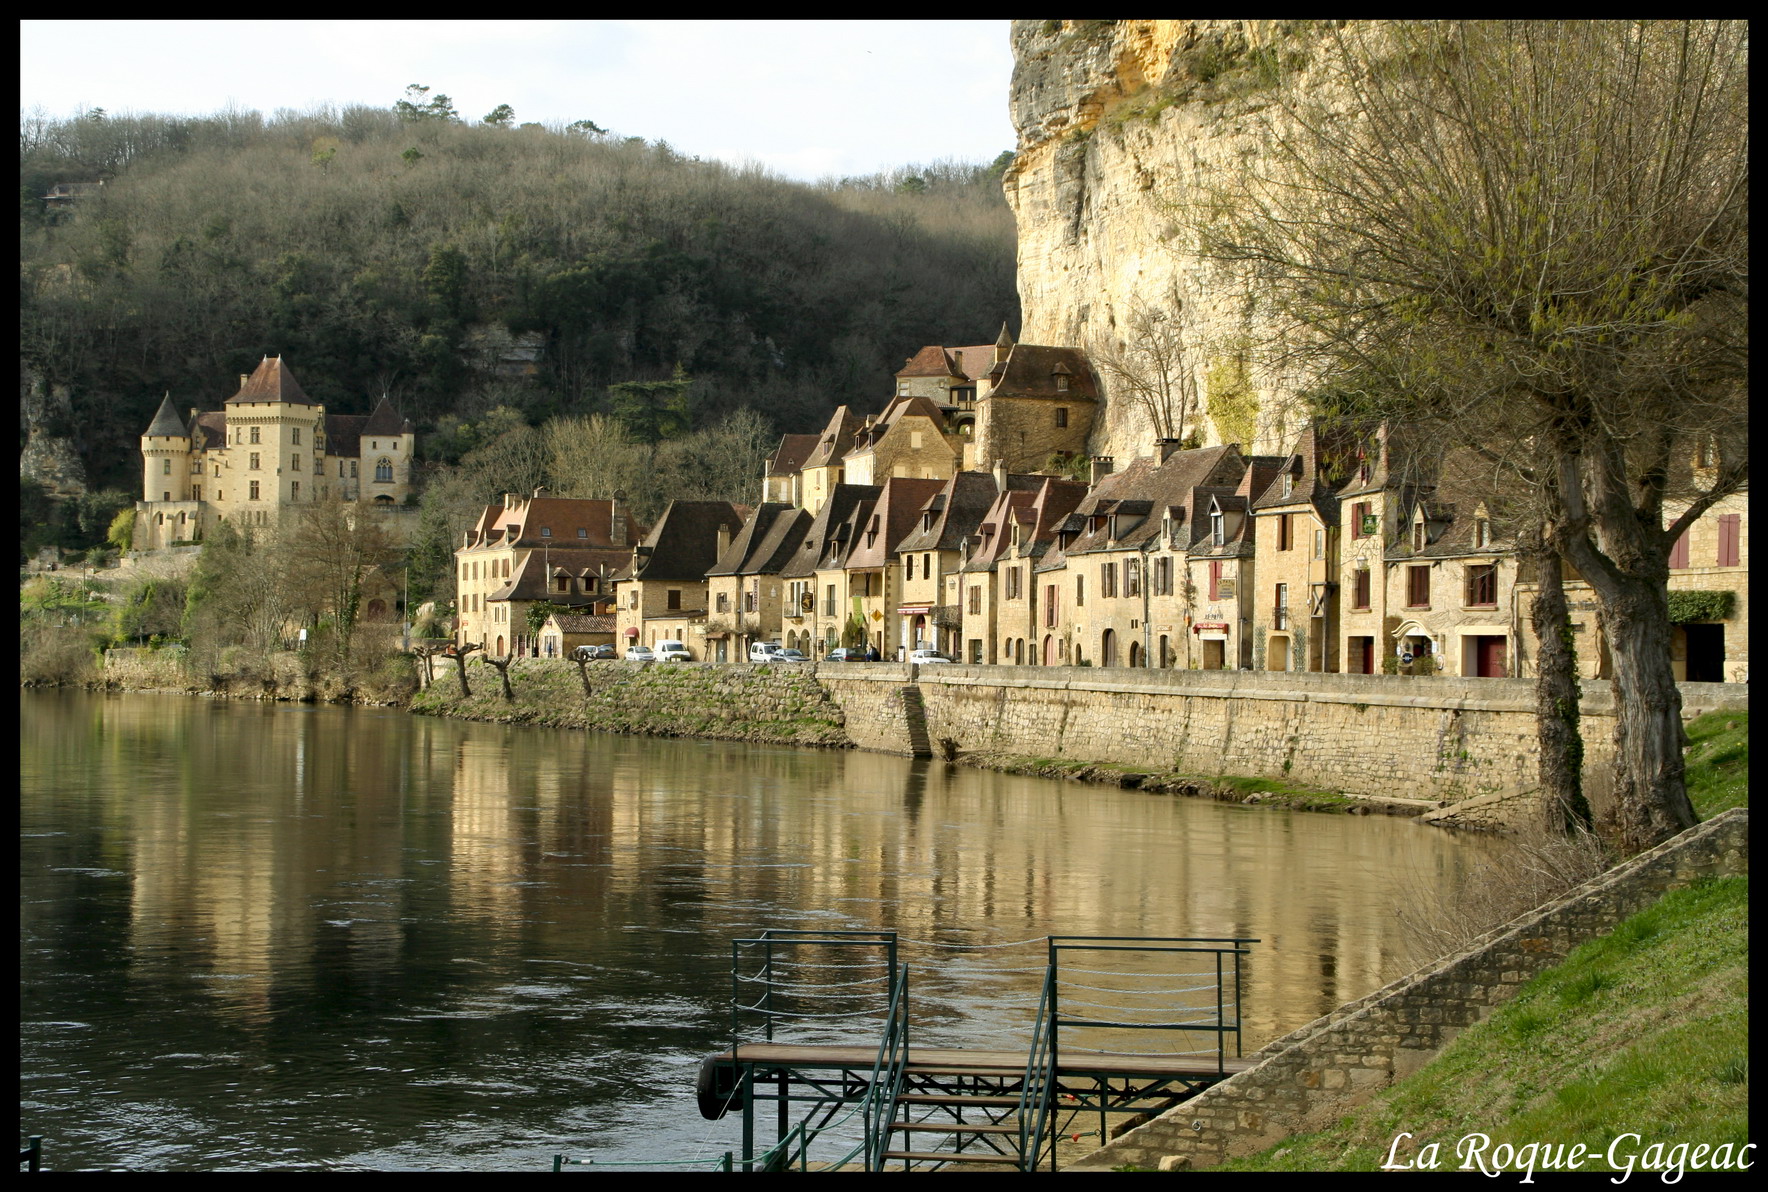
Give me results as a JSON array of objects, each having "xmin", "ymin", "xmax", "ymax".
[
  {"xmin": 1717, "ymin": 514, "xmax": 1740, "ymax": 566},
  {"xmin": 1669, "ymin": 531, "xmax": 1690, "ymax": 570}
]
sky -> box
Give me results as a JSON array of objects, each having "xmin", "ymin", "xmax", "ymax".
[{"xmin": 19, "ymin": 20, "xmax": 1018, "ymax": 182}]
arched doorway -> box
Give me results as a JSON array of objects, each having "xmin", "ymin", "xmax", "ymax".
[
  {"xmin": 495, "ymin": 635, "xmax": 505, "ymax": 657},
  {"xmin": 1101, "ymin": 629, "xmax": 1118, "ymax": 668},
  {"xmin": 1128, "ymin": 641, "xmax": 1142, "ymax": 667},
  {"xmin": 1043, "ymin": 635, "xmax": 1056, "ymax": 666}
]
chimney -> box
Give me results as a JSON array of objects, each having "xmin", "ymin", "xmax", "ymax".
[
  {"xmin": 992, "ymin": 458, "xmax": 1007, "ymax": 491},
  {"xmin": 533, "ymin": 485, "xmax": 549, "ymax": 498},
  {"xmin": 239, "ymin": 374, "xmax": 249, "ymax": 389},
  {"xmin": 716, "ymin": 522, "xmax": 731, "ymax": 559},
  {"xmin": 1090, "ymin": 456, "xmax": 1115, "ymax": 486},
  {"xmin": 610, "ymin": 490, "xmax": 628, "ymax": 548},
  {"xmin": 1155, "ymin": 437, "xmax": 1183, "ymax": 463}
]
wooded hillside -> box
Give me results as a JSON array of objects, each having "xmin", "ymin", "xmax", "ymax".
[{"xmin": 20, "ymin": 102, "xmax": 1018, "ymax": 493}]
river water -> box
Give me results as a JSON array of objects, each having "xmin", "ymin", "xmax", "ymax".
[{"xmin": 19, "ymin": 689, "xmax": 1497, "ymax": 1171}]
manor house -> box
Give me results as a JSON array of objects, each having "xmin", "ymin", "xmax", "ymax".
[{"xmin": 135, "ymin": 356, "xmax": 416, "ymax": 549}]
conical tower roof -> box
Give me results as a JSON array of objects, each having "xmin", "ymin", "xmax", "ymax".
[{"xmin": 144, "ymin": 393, "xmax": 188, "ymax": 438}]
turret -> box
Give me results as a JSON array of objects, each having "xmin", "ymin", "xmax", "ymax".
[{"xmin": 141, "ymin": 393, "xmax": 192, "ymax": 502}]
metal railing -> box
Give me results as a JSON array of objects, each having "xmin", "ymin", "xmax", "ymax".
[
  {"xmin": 1017, "ymin": 961, "xmax": 1061, "ymax": 1171},
  {"xmin": 862, "ymin": 967, "xmax": 912, "ymax": 1171}
]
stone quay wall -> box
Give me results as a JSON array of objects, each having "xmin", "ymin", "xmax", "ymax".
[
  {"xmin": 1071, "ymin": 808, "xmax": 1750, "ymax": 1172},
  {"xmin": 822, "ymin": 664, "xmax": 1747, "ymax": 806}
]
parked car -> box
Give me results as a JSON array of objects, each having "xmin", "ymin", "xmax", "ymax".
[
  {"xmin": 909, "ymin": 649, "xmax": 954, "ymax": 665},
  {"xmin": 824, "ymin": 647, "xmax": 865, "ymax": 662},
  {"xmin": 749, "ymin": 642, "xmax": 785, "ymax": 663},
  {"xmin": 572, "ymin": 644, "xmax": 617, "ymax": 661},
  {"xmin": 654, "ymin": 639, "xmax": 693, "ymax": 663},
  {"xmin": 775, "ymin": 649, "xmax": 810, "ymax": 663},
  {"xmin": 624, "ymin": 645, "xmax": 656, "ymax": 662}
]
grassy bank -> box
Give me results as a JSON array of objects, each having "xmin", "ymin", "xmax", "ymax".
[
  {"xmin": 961, "ymin": 752, "xmax": 1407, "ymax": 815},
  {"xmin": 1684, "ymin": 710, "xmax": 1748, "ymax": 818},
  {"xmin": 1216, "ymin": 875, "xmax": 1750, "ymax": 1174}
]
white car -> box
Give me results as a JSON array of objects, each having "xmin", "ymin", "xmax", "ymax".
[
  {"xmin": 624, "ymin": 645, "xmax": 656, "ymax": 662},
  {"xmin": 909, "ymin": 649, "xmax": 954, "ymax": 665},
  {"xmin": 654, "ymin": 640, "xmax": 693, "ymax": 663},
  {"xmin": 749, "ymin": 642, "xmax": 785, "ymax": 663},
  {"xmin": 774, "ymin": 649, "xmax": 810, "ymax": 663}
]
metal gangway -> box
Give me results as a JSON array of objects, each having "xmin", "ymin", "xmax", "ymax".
[{"xmin": 691, "ymin": 928, "xmax": 1258, "ymax": 1172}]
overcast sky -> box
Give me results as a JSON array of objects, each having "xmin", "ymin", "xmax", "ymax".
[{"xmin": 20, "ymin": 20, "xmax": 1017, "ymax": 182}]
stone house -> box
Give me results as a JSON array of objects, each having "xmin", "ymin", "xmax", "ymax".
[
  {"xmin": 830, "ymin": 477, "xmax": 945, "ymax": 659},
  {"xmin": 761, "ymin": 434, "xmax": 819, "ymax": 505},
  {"xmin": 971, "ymin": 333, "xmax": 1099, "ymax": 476},
  {"xmin": 1378, "ymin": 473, "xmax": 1518, "ymax": 678},
  {"xmin": 537, "ymin": 612, "xmax": 615, "ymax": 659},
  {"xmin": 455, "ymin": 491, "xmax": 638, "ymax": 657},
  {"xmin": 956, "ymin": 472, "xmax": 1088, "ymax": 665},
  {"xmin": 797, "ymin": 407, "xmax": 866, "ymax": 516},
  {"xmin": 613, "ymin": 500, "xmax": 750, "ymax": 658},
  {"xmin": 1250, "ymin": 427, "xmax": 1345, "ymax": 673},
  {"xmin": 1665, "ymin": 489, "xmax": 1748, "ymax": 682},
  {"xmin": 1183, "ymin": 453, "xmax": 1289, "ymax": 671},
  {"xmin": 893, "ymin": 469, "xmax": 1026, "ymax": 658},
  {"xmin": 840, "ymin": 394, "xmax": 966, "ymax": 488},
  {"xmin": 704, "ymin": 503, "xmax": 812, "ymax": 663},
  {"xmin": 135, "ymin": 357, "xmax": 417, "ymax": 550},
  {"xmin": 778, "ymin": 483, "xmax": 880, "ymax": 654}
]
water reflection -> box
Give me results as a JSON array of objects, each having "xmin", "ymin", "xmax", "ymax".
[{"xmin": 21, "ymin": 690, "xmax": 1497, "ymax": 1171}]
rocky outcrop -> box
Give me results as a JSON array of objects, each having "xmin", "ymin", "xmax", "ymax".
[{"xmin": 1005, "ymin": 20, "xmax": 1323, "ymax": 461}]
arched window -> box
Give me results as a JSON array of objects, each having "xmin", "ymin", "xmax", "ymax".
[{"xmin": 375, "ymin": 458, "xmax": 393, "ymax": 483}]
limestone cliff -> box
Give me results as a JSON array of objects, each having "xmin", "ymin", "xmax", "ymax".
[{"xmin": 1005, "ymin": 19, "xmax": 1320, "ymax": 462}]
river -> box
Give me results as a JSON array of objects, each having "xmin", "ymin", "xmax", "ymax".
[{"xmin": 19, "ymin": 689, "xmax": 1497, "ymax": 1171}]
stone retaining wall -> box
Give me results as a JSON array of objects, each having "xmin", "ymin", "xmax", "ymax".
[{"xmin": 1070, "ymin": 808, "xmax": 1751, "ymax": 1172}]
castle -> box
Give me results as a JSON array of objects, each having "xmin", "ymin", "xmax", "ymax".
[{"xmin": 135, "ymin": 356, "xmax": 415, "ymax": 549}]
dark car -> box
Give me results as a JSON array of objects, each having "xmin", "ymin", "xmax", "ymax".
[
  {"xmin": 824, "ymin": 647, "xmax": 865, "ymax": 662},
  {"xmin": 572, "ymin": 644, "xmax": 617, "ymax": 661}
]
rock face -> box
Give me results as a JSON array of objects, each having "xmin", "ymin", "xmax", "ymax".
[
  {"xmin": 19, "ymin": 368, "xmax": 88, "ymax": 496},
  {"xmin": 1005, "ymin": 19, "xmax": 1319, "ymax": 462}
]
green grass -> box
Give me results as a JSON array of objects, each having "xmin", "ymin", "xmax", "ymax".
[
  {"xmin": 1684, "ymin": 710, "xmax": 1747, "ymax": 817},
  {"xmin": 1221, "ymin": 876, "xmax": 1750, "ymax": 1173}
]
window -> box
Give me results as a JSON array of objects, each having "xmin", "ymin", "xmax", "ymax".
[
  {"xmin": 824, "ymin": 584, "xmax": 836, "ymax": 617},
  {"xmin": 1353, "ymin": 567, "xmax": 1371, "ymax": 610},
  {"xmin": 1044, "ymin": 584, "xmax": 1059, "ymax": 627},
  {"xmin": 162, "ymin": 491, "xmax": 170, "ymax": 502},
  {"xmin": 192, "ymin": 485, "xmax": 201, "ymax": 501},
  {"xmin": 1407, "ymin": 565, "xmax": 1431, "ymax": 607},
  {"xmin": 557, "ymin": 576, "xmax": 570, "ymax": 593},
  {"xmin": 667, "ymin": 589, "xmax": 681, "ymax": 610},
  {"xmin": 1056, "ymin": 374, "xmax": 1070, "ymax": 392},
  {"xmin": 291, "ymin": 481, "xmax": 300, "ymax": 500},
  {"xmin": 249, "ymin": 453, "xmax": 260, "ymax": 470},
  {"xmin": 1209, "ymin": 561, "xmax": 1221, "ymax": 601},
  {"xmin": 162, "ymin": 458, "xmax": 172, "ymax": 475},
  {"xmin": 1101, "ymin": 563, "xmax": 1117, "ymax": 598},
  {"xmin": 1075, "ymin": 574, "xmax": 1085, "ymax": 606},
  {"xmin": 1475, "ymin": 518, "xmax": 1492, "ymax": 549},
  {"xmin": 1668, "ymin": 531, "xmax": 1690, "ymax": 570},
  {"xmin": 351, "ymin": 461, "xmax": 358, "ymax": 478},
  {"xmin": 1314, "ymin": 529, "xmax": 1325, "ymax": 560},
  {"xmin": 745, "ymin": 585, "xmax": 758, "ymax": 613},
  {"xmin": 1277, "ymin": 513, "xmax": 1293, "ymax": 551},
  {"xmin": 250, "ymin": 426, "xmax": 260, "ymax": 444},
  {"xmin": 1466, "ymin": 563, "xmax": 1497, "ymax": 607},
  {"xmin": 628, "ymin": 591, "xmax": 639, "ymax": 609},
  {"xmin": 1125, "ymin": 559, "xmax": 1140, "ymax": 598},
  {"xmin": 716, "ymin": 592, "xmax": 729, "ymax": 613},
  {"xmin": 375, "ymin": 458, "xmax": 393, "ymax": 483},
  {"xmin": 1718, "ymin": 514, "xmax": 1740, "ymax": 566},
  {"xmin": 249, "ymin": 481, "xmax": 260, "ymax": 500},
  {"xmin": 968, "ymin": 585, "xmax": 981, "ymax": 615},
  {"xmin": 292, "ymin": 429, "xmax": 301, "ymax": 446},
  {"xmin": 540, "ymin": 527, "xmax": 551, "ymax": 538},
  {"xmin": 292, "ymin": 454, "xmax": 300, "ymax": 471},
  {"xmin": 1273, "ymin": 583, "xmax": 1289, "ymax": 630},
  {"xmin": 923, "ymin": 554, "xmax": 932, "ymax": 577},
  {"xmin": 906, "ymin": 556, "xmax": 915, "ymax": 582},
  {"xmin": 1055, "ymin": 407, "xmax": 1069, "ymax": 428},
  {"xmin": 910, "ymin": 431, "xmax": 923, "ymax": 449},
  {"xmin": 1211, "ymin": 511, "xmax": 1225, "ymax": 546},
  {"xmin": 1352, "ymin": 501, "xmax": 1373, "ymax": 540}
]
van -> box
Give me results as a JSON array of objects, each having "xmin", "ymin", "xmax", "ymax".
[
  {"xmin": 655, "ymin": 640, "xmax": 692, "ymax": 663},
  {"xmin": 749, "ymin": 641, "xmax": 784, "ymax": 663}
]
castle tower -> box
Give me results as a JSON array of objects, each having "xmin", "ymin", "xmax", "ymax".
[
  {"xmin": 140, "ymin": 393, "xmax": 192, "ymax": 503},
  {"xmin": 223, "ymin": 356, "xmax": 326, "ymax": 523}
]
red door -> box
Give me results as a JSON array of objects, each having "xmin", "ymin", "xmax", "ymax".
[{"xmin": 1476, "ymin": 635, "xmax": 1507, "ymax": 677}]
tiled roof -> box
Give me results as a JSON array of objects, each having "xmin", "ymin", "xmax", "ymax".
[
  {"xmin": 547, "ymin": 613, "xmax": 614, "ymax": 633},
  {"xmin": 1059, "ymin": 446, "xmax": 1244, "ymax": 556},
  {"xmin": 781, "ymin": 483, "xmax": 881, "ymax": 578},
  {"xmin": 361, "ymin": 395, "xmax": 411, "ymax": 436},
  {"xmin": 802, "ymin": 406, "xmax": 865, "ymax": 470},
  {"xmin": 225, "ymin": 356, "xmax": 315, "ymax": 406},
  {"xmin": 843, "ymin": 477, "xmax": 946, "ymax": 570},
  {"xmin": 324, "ymin": 414, "xmax": 366, "ymax": 459},
  {"xmin": 990, "ymin": 344, "xmax": 1099, "ymax": 402},
  {"xmin": 898, "ymin": 344, "xmax": 959, "ymax": 377},
  {"xmin": 630, "ymin": 500, "xmax": 752, "ymax": 582},
  {"xmin": 766, "ymin": 434, "xmax": 820, "ymax": 476},
  {"xmin": 192, "ymin": 411, "xmax": 226, "ymax": 451},
  {"xmin": 707, "ymin": 503, "xmax": 812, "ymax": 577}
]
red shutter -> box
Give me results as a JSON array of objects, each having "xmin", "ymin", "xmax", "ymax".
[
  {"xmin": 1209, "ymin": 561, "xmax": 1221, "ymax": 601},
  {"xmin": 1669, "ymin": 531, "xmax": 1690, "ymax": 570},
  {"xmin": 1717, "ymin": 514, "xmax": 1740, "ymax": 566}
]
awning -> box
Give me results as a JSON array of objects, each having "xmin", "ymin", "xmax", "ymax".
[
  {"xmin": 897, "ymin": 605, "xmax": 932, "ymax": 616},
  {"xmin": 703, "ymin": 632, "xmax": 729, "ymax": 640},
  {"xmin": 623, "ymin": 627, "xmax": 639, "ymax": 637}
]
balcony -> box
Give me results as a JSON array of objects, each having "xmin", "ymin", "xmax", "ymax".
[{"xmin": 1271, "ymin": 605, "xmax": 1290, "ymax": 631}]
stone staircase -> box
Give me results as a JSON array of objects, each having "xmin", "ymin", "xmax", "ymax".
[{"xmin": 897, "ymin": 684, "xmax": 933, "ymax": 758}]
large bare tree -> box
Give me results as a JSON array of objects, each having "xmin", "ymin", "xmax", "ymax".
[
  {"xmin": 1093, "ymin": 297, "xmax": 1200, "ymax": 445},
  {"xmin": 1206, "ymin": 21, "xmax": 1747, "ymax": 852}
]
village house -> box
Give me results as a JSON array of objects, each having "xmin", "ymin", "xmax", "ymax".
[
  {"xmin": 796, "ymin": 407, "xmax": 866, "ymax": 515},
  {"xmin": 894, "ymin": 469, "xmax": 1023, "ymax": 658},
  {"xmin": 836, "ymin": 476, "xmax": 945, "ymax": 659},
  {"xmin": 970, "ymin": 332, "xmax": 1100, "ymax": 476},
  {"xmin": 840, "ymin": 393, "xmax": 966, "ymax": 488},
  {"xmin": 455, "ymin": 490, "xmax": 638, "ymax": 657},
  {"xmin": 613, "ymin": 500, "xmax": 751, "ymax": 658},
  {"xmin": 956, "ymin": 470, "xmax": 1089, "ymax": 665},
  {"xmin": 761, "ymin": 434, "xmax": 819, "ymax": 505},
  {"xmin": 1184, "ymin": 454, "xmax": 1287, "ymax": 671},
  {"xmin": 135, "ymin": 356, "xmax": 416, "ymax": 550},
  {"xmin": 536, "ymin": 611, "xmax": 616, "ymax": 659},
  {"xmin": 704, "ymin": 503, "xmax": 812, "ymax": 662},
  {"xmin": 1665, "ymin": 489, "xmax": 1748, "ymax": 682},
  {"xmin": 776, "ymin": 483, "xmax": 880, "ymax": 655},
  {"xmin": 1249, "ymin": 427, "xmax": 1345, "ymax": 673}
]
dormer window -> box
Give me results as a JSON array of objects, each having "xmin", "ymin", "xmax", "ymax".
[
  {"xmin": 1055, "ymin": 374, "xmax": 1070, "ymax": 392},
  {"xmin": 1475, "ymin": 518, "xmax": 1492, "ymax": 549},
  {"xmin": 541, "ymin": 527, "xmax": 552, "ymax": 538},
  {"xmin": 1413, "ymin": 519, "xmax": 1425, "ymax": 551},
  {"xmin": 578, "ymin": 527, "xmax": 588, "ymax": 538},
  {"xmin": 1282, "ymin": 473, "xmax": 1294, "ymax": 499},
  {"xmin": 1211, "ymin": 511, "xmax": 1225, "ymax": 547}
]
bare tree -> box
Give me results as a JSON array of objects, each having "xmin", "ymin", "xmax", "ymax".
[
  {"xmin": 284, "ymin": 502, "xmax": 401, "ymax": 658},
  {"xmin": 1206, "ymin": 21, "xmax": 1747, "ymax": 853},
  {"xmin": 1092, "ymin": 297, "xmax": 1200, "ymax": 444}
]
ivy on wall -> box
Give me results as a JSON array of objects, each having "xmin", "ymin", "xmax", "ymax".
[
  {"xmin": 1206, "ymin": 354, "xmax": 1259, "ymax": 447},
  {"xmin": 1666, "ymin": 590, "xmax": 1735, "ymax": 623}
]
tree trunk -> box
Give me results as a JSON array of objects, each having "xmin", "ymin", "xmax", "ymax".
[
  {"xmin": 487, "ymin": 656, "xmax": 515, "ymax": 702},
  {"xmin": 573, "ymin": 657, "xmax": 592, "ymax": 698},
  {"xmin": 1526, "ymin": 544, "xmax": 1590, "ymax": 832},
  {"xmin": 1597, "ymin": 576, "xmax": 1698, "ymax": 854},
  {"xmin": 450, "ymin": 652, "xmax": 471, "ymax": 697}
]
